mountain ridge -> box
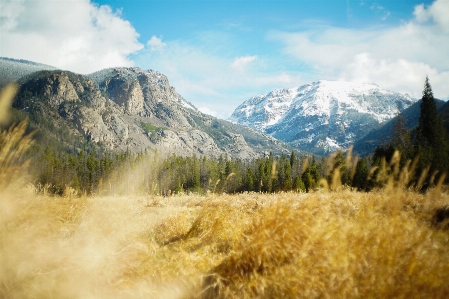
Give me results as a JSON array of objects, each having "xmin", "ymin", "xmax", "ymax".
[
  {"xmin": 0, "ymin": 57, "xmax": 59, "ymax": 88},
  {"xmin": 230, "ymin": 80, "xmax": 417, "ymax": 155},
  {"xmin": 3, "ymin": 59, "xmax": 293, "ymax": 159}
]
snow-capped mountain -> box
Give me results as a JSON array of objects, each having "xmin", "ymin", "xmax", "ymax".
[{"xmin": 230, "ymin": 80, "xmax": 417, "ymax": 155}]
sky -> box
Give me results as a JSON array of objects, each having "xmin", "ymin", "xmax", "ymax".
[{"xmin": 1, "ymin": 0, "xmax": 448, "ymax": 119}]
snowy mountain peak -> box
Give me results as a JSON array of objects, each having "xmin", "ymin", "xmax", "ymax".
[{"xmin": 230, "ymin": 80, "xmax": 416, "ymax": 155}]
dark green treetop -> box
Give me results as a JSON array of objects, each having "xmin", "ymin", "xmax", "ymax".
[
  {"xmin": 415, "ymin": 76, "xmax": 449, "ymax": 172},
  {"xmin": 416, "ymin": 76, "xmax": 439, "ymax": 147}
]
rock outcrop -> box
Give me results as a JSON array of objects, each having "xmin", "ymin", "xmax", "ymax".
[{"xmin": 12, "ymin": 67, "xmax": 292, "ymax": 159}]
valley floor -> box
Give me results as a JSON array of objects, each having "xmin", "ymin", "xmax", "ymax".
[{"xmin": 1, "ymin": 188, "xmax": 449, "ymax": 298}]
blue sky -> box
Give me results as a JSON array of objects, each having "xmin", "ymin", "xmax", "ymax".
[{"xmin": 1, "ymin": 0, "xmax": 448, "ymax": 118}]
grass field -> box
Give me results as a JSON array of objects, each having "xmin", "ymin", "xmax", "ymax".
[
  {"xmin": 1, "ymin": 84, "xmax": 449, "ymax": 298},
  {"xmin": 1, "ymin": 188, "xmax": 449, "ymax": 298}
]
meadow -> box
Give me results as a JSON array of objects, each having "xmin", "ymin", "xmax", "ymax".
[
  {"xmin": 1, "ymin": 185, "xmax": 449, "ymax": 298},
  {"xmin": 1, "ymin": 85, "xmax": 449, "ymax": 298}
]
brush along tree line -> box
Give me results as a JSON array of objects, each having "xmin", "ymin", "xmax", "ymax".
[{"xmin": 1, "ymin": 77, "xmax": 447, "ymax": 195}]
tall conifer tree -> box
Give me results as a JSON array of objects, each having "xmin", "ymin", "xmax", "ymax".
[
  {"xmin": 415, "ymin": 77, "xmax": 448, "ymax": 172},
  {"xmin": 416, "ymin": 77, "xmax": 439, "ymax": 146}
]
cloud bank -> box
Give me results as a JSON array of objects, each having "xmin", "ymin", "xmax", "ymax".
[
  {"xmin": 271, "ymin": 0, "xmax": 449, "ymax": 99},
  {"xmin": 0, "ymin": 0, "xmax": 143, "ymax": 74},
  {"xmin": 1, "ymin": 0, "xmax": 447, "ymax": 119}
]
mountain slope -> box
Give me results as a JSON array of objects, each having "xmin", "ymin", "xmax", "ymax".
[
  {"xmin": 0, "ymin": 57, "xmax": 59, "ymax": 88},
  {"xmin": 11, "ymin": 67, "xmax": 292, "ymax": 159},
  {"xmin": 353, "ymin": 99, "xmax": 446, "ymax": 156},
  {"xmin": 230, "ymin": 80, "xmax": 417, "ymax": 155}
]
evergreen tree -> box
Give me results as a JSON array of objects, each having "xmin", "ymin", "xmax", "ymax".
[
  {"xmin": 352, "ymin": 158, "xmax": 369, "ymax": 191},
  {"xmin": 328, "ymin": 151, "xmax": 351, "ymax": 186},
  {"xmin": 414, "ymin": 77, "xmax": 449, "ymax": 172},
  {"xmin": 391, "ymin": 112, "xmax": 413, "ymax": 164},
  {"xmin": 192, "ymin": 156, "xmax": 201, "ymax": 192},
  {"xmin": 264, "ymin": 152, "xmax": 274, "ymax": 192},
  {"xmin": 293, "ymin": 175, "xmax": 306, "ymax": 192},
  {"xmin": 245, "ymin": 168, "xmax": 255, "ymax": 191},
  {"xmin": 290, "ymin": 151, "xmax": 296, "ymax": 168},
  {"xmin": 283, "ymin": 158, "xmax": 293, "ymax": 191},
  {"xmin": 416, "ymin": 77, "xmax": 439, "ymax": 147},
  {"xmin": 301, "ymin": 165, "xmax": 320, "ymax": 192}
]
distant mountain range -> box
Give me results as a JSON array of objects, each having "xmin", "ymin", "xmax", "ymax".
[
  {"xmin": 1, "ymin": 57, "xmax": 292, "ymax": 159},
  {"xmin": 3, "ymin": 57, "xmax": 447, "ymax": 159},
  {"xmin": 230, "ymin": 80, "xmax": 418, "ymax": 155}
]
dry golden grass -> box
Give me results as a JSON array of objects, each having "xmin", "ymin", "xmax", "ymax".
[
  {"xmin": 1, "ymin": 85, "xmax": 449, "ymax": 298},
  {"xmin": 1, "ymin": 190, "xmax": 449, "ymax": 298},
  {"xmin": 204, "ymin": 191, "xmax": 449, "ymax": 298}
]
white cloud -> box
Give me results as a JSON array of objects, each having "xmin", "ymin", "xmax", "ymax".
[
  {"xmin": 340, "ymin": 53, "xmax": 449, "ymax": 98},
  {"xmin": 147, "ymin": 36, "xmax": 166, "ymax": 51},
  {"xmin": 413, "ymin": 0, "xmax": 449, "ymax": 32},
  {"xmin": 271, "ymin": 0, "xmax": 449, "ymax": 100},
  {"xmin": 0, "ymin": 0, "xmax": 24, "ymax": 30},
  {"xmin": 230, "ymin": 55, "xmax": 257, "ymax": 72},
  {"xmin": 198, "ymin": 106, "xmax": 217, "ymax": 117},
  {"xmin": 0, "ymin": 0, "xmax": 143, "ymax": 74},
  {"xmin": 413, "ymin": 4, "xmax": 429, "ymax": 23}
]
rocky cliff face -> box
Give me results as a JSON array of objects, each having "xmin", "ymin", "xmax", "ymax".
[
  {"xmin": 230, "ymin": 80, "xmax": 417, "ymax": 155},
  {"xmin": 90, "ymin": 68, "xmax": 199, "ymax": 129},
  {"xmin": 12, "ymin": 68, "xmax": 291, "ymax": 159},
  {"xmin": 104, "ymin": 76, "xmax": 145, "ymax": 115}
]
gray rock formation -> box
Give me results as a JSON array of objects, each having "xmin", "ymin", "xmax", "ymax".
[
  {"xmin": 42, "ymin": 73, "xmax": 81, "ymax": 108},
  {"xmin": 12, "ymin": 67, "xmax": 292, "ymax": 159}
]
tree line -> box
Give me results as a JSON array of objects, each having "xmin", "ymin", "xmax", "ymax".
[
  {"xmin": 30, "ymin": 147, "xmax": 311, "ymax": 195},
  {"xmin": 29, "ymin": 141, "xmax": 384, "ymax": 196},
  {"xmin": 3, "ymin": 77, "xmax": 446, "ymax": 196}
]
